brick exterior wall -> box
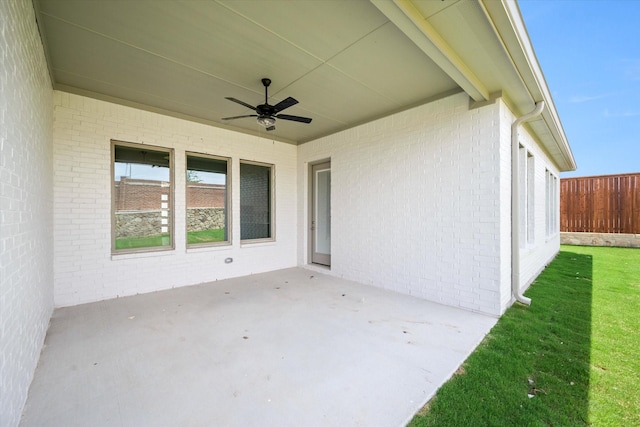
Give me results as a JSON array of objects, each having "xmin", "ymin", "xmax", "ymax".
[
  {"xmin": 53, "ymin": 91, "xmax": 297, "ymax": 308},
  {"xmin": 56, "ymin": 89, "xmax": 558, "ymax": 317},
  {"xmin": 187, "ymin": 183, "xmax": 226, "ymax": 208},
  {"xmin": 298, "ymin": 93, "xmax": 561, "ymax": 316},
  {"xmin": 298, "ymin": 93, "xmax": 506, "ymax": 315},
  {"xmin": 113, "ymin": 179, "xmax": 225, "ymax": 211},
  {"xmin": 2, "ymin": 3, "xmax": 565, "ymax": 423},
  {"xmin": 0, "ymin": 1, "xmax": 54, "ymax": 426},
  {"xmin": 114, "ymin": 178, "xmax": 168, "ymax": 210},
  {"xmin": 506, "ymin": 103, "xmax": 561, "ymax": 304}
]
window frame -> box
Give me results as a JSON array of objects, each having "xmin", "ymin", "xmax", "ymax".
[
  {"xmin": 111, "ymin": 140, "xmax": 175, "ymax": 255},
  {"xmin": 518, "ymin": 145, "xmax": 535, "ymax": 248},
  {"xmin": 545, "ymin": 169, "xmax": 559, "ymax": 237},
  {"xmin": 526, "ymin": 151, "xmax": 535, "ymax": 245},
  {"xmin": 185, "ymin": 152, "xmax": 232, "ymax": 248},
  {"xmin": 239, "ymin": 159, "xmax": 275, "ymax": 244}
]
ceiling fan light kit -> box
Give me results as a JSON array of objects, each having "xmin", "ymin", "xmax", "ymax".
[
  {"xmin": 257, "ymin": 116, "xmax": 276, "ymax": 128},
  {"xmin": 222, "ymin": 78, "xmax": 312, "ymax": 132}
]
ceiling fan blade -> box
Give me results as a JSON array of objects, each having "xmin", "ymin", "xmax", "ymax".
[
  {"xmin": 272, "ymin": 97, "xmax": 298, "ymax": 113},
  {"xmin": 225, "ymin": 97, "xmax": 257, "ymax": 111},
  {"xmin": 276, "ymin": 114, "xmax": 312, "ymax": 124},
  {"xmin": 221, "ymin": 114, "xmax": 257, "ymax": 121}
]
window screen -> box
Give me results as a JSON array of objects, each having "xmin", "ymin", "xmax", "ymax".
[{"xmin": 240, "ymin": 162, "xmax": 273, "ymax": 241}]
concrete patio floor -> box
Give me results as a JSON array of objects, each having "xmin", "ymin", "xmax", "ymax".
[{"xmin": 20, "ymin": 268, "xmax": 496, "ymax": 427}]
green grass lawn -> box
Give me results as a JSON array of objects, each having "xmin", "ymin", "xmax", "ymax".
[
  {"xmin": 186, "ymin": 228, "xmax": 225, "ymax": 245},
  {"xmin": 115, "ymin": 234, "xmax": 170, "ymax": 250},
  {"xmin": 409, "ymin": 245, "xmax": 640, "ymax": 426},
  {"xmin": 115, "ymin": 229, "xmax": 225, "ymax": 249}
]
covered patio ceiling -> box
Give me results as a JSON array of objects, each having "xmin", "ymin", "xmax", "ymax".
[{"xmin": 33, "ymin": 0, "xmax": 575, "ymax": 170}]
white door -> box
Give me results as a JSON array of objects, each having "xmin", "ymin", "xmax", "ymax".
[{"xmin": 311, "ymin": 162, "xmax": 331, "ymax": 266}]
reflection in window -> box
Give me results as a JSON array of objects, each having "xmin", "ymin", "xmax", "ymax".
[
  {"xmin": 113, "ymin": 143, "xmax": 172, "ymax": 252},
  {"xmin": 186, "ymin": 154, "xmax": 230, "ymax": 246}
]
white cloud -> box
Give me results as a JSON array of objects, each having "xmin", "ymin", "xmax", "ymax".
[
  {"xmin": 568, "ymin": 93, "xmax": 611, "ymax": 103},
  {"xmin": 603, "ymin": 109, "xmax": 640, "ymax": 118}
]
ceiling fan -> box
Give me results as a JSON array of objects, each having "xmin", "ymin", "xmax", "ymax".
[{"xmin": 222, "ymin": 78, "xmax": 312, "ymax": 131}]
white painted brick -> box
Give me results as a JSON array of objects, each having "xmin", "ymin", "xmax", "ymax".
[
  {"xmin": 298, "ymin": 94, "xmax": 502, "ymax": 314},
  {"xmin": 503, "ymin": 103, "xmax": 562, "ymax": 298},
  {"xmin": 2, "ymin": 7, "xmax": 563, "ymax": 422},
  {"xmin": 297, "ymin": 92, "xmax": 556, "ymax": 317},
  {"xmin": 0, "ymin": 1, "xmax": 54, "ymax": 425},
  {"xmin": 52, "ymin": 92, "xmax": 298, "ymax": 307}
]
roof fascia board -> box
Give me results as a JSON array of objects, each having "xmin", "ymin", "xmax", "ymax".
[
  {"xmin": 479, "ymin": 0, "xmax": 576, "ymax": 171},
  {"xmin": 370, "ymin": 0, "xmax": 490, "ymax": 102}
]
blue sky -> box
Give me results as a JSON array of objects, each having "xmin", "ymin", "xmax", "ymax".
[{"xmin": 519, "ymin": 0, "xmax": 639, "ymax": 178}]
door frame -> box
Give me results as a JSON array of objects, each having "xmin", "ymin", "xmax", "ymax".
[{"xmin": 308, "ymin": 159, "xmax": 331, "ymax": 267}]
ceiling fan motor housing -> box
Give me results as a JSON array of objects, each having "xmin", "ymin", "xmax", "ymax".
[{"xmin": 257, "ymin": 104, "xmax": 276, "ymax": 117}]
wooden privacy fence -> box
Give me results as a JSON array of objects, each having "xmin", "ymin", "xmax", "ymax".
[{"xmin": 560, "ymin": 173, "xmax": 640, "ymax": 234}]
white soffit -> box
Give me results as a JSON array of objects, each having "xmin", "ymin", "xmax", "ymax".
[
  {"xmin": 33, "ymin": 0, "xmax": 574, "ymax": 170},
  {"xmin": 34, "ymin": 0, "xmax": 459, "ymax": 144},
  {"xmin": 378, "ymin": 0, "xmax": 574, "ymax": 171},
  {"xmin": 480, "ymin": 0, "xmax": 576, "ymax": 171},
  {"xmin": 371, "ymin": 0, "xmax": 491, "ymax": 102}
]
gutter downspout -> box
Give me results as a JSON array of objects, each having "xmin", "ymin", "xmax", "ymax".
[{"xmin": 511, "ymin": 101, "xmax": 545, "ymax": 306}]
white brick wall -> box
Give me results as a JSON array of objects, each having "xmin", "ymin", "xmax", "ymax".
[
  {"xmin": 298, "ymin": 93, "xmax": 508, "ymax": 316},
  {"xmin": 55, "ymin": 89, "xmax": 563, "ymax": 317},
  {"xmin": 0, "ymin": 3, "xmax": 565, "ymax": 421},
  {"xmin": 0, "ymin": 1, "xmax": 54, "ymax": 426},
  {"xmin": 498, "ymin": 101, "xmax": 515, "ymax": 311},
  {"xmin": 508, "ymin": 107, "xmax": 561, "ymax": 294},
  {"xmin": 53, "ymin": 92, "xmax": 297, "ymax": 307}
]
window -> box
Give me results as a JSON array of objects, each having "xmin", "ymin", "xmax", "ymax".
[
  {"xmin": 546, "ymin": 170, "xmax": 551, "ymax": 236},
  {"xmin": 240, "ymin": 161, "xmax": 274, "ymax": 241},
  {"xmin": 519, "ymin": 145, "xmax": 535, "ymax": 247},
  {"xmin": 545, "ymin": 169, "xmax": 558, "ymax": 237},
  {"xmin": 186, "ymin": 153, "xmax": 230, "ymax": 247},
  {"xmin": 527, "ymin": 152, "xmax": 535, "ymax": 244},
  {"xmin": 552, "ymin": 174, "xmax": 558, "ymax": 233},
  {"xmin": 112, "ymin": 142, "xmax": 173, "ymax": 252}
]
